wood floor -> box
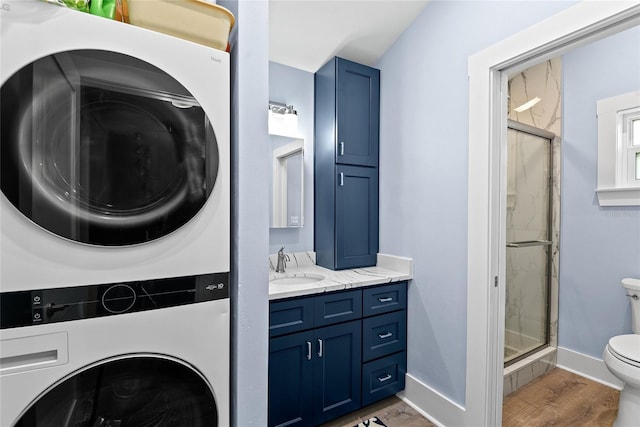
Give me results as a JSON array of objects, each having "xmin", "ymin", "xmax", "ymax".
[
  {"xmin": 318, "ymin": 396, "xmax": 435, "ymax": 427},
  {"xmin": 320, "ymin": 368, "xmax": 620, "ymax": 427},
  {"xmin": 503, "ymin": 368, "xmax": 620, "ymax": 427}
]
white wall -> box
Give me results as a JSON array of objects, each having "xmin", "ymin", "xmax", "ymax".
[
  {"xmin": 560, "ymin": 26, "xmax": 640, "ymax": 358},
  {"xmin": 376, "ymin": 0, "xmax": 577, "ymax": 405},
  {"xmin": 268, "ymin": 62, "xmax": 315, "ymax": 254}
]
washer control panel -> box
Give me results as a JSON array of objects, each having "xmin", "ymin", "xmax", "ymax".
[{"xmin": 0, "ymin": 273, "xmax": 229, "ymax": 329}]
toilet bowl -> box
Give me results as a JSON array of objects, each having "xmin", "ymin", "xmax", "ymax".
[{"xmin": 604, "ymin": 278, "xmax": 640, "ymax": 427}]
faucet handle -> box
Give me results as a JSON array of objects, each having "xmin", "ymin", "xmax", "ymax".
[{"xmin": 278, "ymin": 246, "xmax": 285, "ymax": 255}]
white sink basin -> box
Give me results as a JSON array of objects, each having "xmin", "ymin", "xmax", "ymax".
[{"xmin": 270, "ymin": 274, "xmax": 325, "ymax": 285}]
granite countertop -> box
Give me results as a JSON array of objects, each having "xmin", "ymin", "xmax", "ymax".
[{"xmin": 268, "ymin": 252, "xmax": 413, "ymax": 300}]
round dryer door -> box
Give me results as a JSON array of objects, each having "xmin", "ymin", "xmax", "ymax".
[
  {"xmin": 13, "ymin": 357, "xmax": 218, "ymax": 427},
  {"xmin": 0, "ymin": 50, "xmax": 219, "ymax": 246}
]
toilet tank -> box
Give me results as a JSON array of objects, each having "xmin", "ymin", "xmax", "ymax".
[{"xmin": 622, "ymin": 278, "xmax": 640, "ymax": 333}]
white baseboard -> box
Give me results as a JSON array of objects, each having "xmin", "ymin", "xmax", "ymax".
[
  {"xmin": 556, "ymin": 346, "xmax": 623, "ymax": 390},
  {"xmin": 398, "ymin": 373, "xmax": 466, "ymax": 427}
]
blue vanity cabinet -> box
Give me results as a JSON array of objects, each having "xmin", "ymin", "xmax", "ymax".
[
  {"xmin": 268, "ymin": 282, "xmax": 407, "ymax": 426},
  {"xmin": 314, "ymin": 57, "xmax": 380, "ymax": 270}
]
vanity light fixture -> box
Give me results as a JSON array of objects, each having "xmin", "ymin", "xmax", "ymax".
[
  {"xmin": 514, "ymin": 96, "xmax": 542, "ymax": 112},
  {"xmin": 268, "ymin": 101, "xmax": 298, "ymax": 137}
]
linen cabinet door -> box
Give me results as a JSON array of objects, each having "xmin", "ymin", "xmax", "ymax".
[
  {"xmin": 269, "ymin": 331, "xmax": 314, "ymax": 427},
  {"xmin": 336, "ymin": 58, "xmax": 380, "ymax": 167},
  {"xmin": 312, "ymin": 320, "xmax": 362, "ymax": 425},
  {"xmin": 335, "ymin": 165, "xmax": 379, "ymax": 269}
]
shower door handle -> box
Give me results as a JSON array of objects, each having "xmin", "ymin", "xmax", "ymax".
[{"xmin": 506, "ymin": 240, "xmax": 551, "ymax": 248}]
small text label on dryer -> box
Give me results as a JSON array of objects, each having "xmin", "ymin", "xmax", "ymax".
[{"xmin": 206, "ymin": 283, "xmax": 225, "ymax": 291}]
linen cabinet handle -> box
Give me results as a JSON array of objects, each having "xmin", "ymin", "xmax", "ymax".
[
  {"xmin": 339, "ymin": 173, "xmax": 344, "ymax": 187},
  {"xmin": 339, "ymin": 141, "xmax": 345, "ymax": 156},
  {"xmin": 317, "ymin": 339, "xmax": 323, "ymax": 357},
  {"xmin": 306, "ymin": 341, "xmax": 312, "ymax": 360}
]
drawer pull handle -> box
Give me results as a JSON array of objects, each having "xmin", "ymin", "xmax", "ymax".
[
  {"xmin": 306, "ymin": 341, "xmax": 312, "ymax": 361},
  {"xmin": 318, "ymin": 339, "xmax": 323, "ymax": 358},
  {"xmin": 378, "ymin": 374, "xmax": 392, "ymax": 382},
  {"xmin": 378, "ymin": 332, "xmax": 393, "ymax": 339},
  {"xmin": 378, "ymin": 297, "xmax": 393, "ymax": 303}
]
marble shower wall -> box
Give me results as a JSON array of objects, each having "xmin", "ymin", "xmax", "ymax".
[{"xmin": 505, "ymin": 58, "xmax": 561, "ymax": 376}]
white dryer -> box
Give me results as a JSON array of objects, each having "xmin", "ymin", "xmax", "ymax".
[
  {"xmin": 0, "ymin": 1, "xmax": 231, "ymax": 425},
  {"xmin": 0, "ymin": 0, "xmax": 230, "ymax": 290}
]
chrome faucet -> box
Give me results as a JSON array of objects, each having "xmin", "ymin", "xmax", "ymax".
[{"xmin": 275, "ymin": 246, "xmax": 290, "ymax": 273}]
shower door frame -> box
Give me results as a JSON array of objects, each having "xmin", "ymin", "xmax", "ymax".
[
  {"xmin": 504, "ymin": 120, "xmax": 555, "ymax": 367},
  {"xmin": 464, "ymin": 3, "xmax": 640, "ymax": 427}
]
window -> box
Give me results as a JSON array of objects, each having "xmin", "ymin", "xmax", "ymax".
[
  {"xmin": 596, "ymin": 91, "xmax": 640, "ymax": 206},
  {"xmin": 618, "ymin": 107, "xmax": 640, "ymax": 187}
]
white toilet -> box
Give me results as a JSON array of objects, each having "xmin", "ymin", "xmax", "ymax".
[{"xmin": 604, "ymin": 277, "xmax": 640, "ymax": 427}]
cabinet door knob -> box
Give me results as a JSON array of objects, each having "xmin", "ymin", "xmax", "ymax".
[
  {"xmin": 306, "ymin": 341, "xmax": 312, "ymax": 360},
  {"xmin": 317, "ymin": 338, "xmax": 323, "ymax": 357},
  {"xmin": 339, "ymin": 141, "xmax": 345, "ymax": 156}
]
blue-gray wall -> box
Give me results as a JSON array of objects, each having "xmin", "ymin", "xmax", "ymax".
[
  {"xmin": 229, "ymin": 0, "xmax": 640, "ymax": 420},
  {"xmin": 376, "ymin": 0, "xmax": 576, "ymax": 405},
  {"xmin": 559, "ymin": 26, "xmax": 640, "ymax": 358},
  {"xmin": 219, "ymin": 0, "xmax": 270, "ymax": 425},
  {"xmin": 268, "ymin": 62, "xmax": 315, "ymax": 254}
]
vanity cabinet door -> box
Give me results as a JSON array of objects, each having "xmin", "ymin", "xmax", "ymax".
[
  {"xmin": 268, "ymin": 321, "xmax": 362, "ymax": 427},
  {"xmin": 268, "ymin": 331, "xmax": 314, "ymax": 427},
  {"xmin": 312, "ymin": 320, "xmax": 362, "ymax": 425},
  {"xmin": 335, "ymin": 165, "xmax": 379, "ymax": 269},
  {"xmin": 335, "ymin": 58, "xmax": 380, "ymax": 167}
]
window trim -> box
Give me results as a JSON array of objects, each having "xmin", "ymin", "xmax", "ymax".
[{"xmin": 596, "ymin": 91, "xmax": 640, "ymax": 206}]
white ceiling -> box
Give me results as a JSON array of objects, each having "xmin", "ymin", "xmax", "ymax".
[{"xmin": 269, "ymin": 0, "xmax": 430, "ymax": 73}]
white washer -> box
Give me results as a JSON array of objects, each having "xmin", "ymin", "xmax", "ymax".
[
  {"xmin": 1, "ymin": 1, "xmax": 230, "ymax": 425},
  {"xmin": 0, "ymin": 278, "xmax": 230, "ymax": 426}
]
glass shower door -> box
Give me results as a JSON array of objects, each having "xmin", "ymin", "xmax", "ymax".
[{"xmin": 505, "ymin": 122, "xmax": 553, "ymax": 365}]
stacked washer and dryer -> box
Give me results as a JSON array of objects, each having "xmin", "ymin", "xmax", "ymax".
[{"xmin": 0, "ymin": 1, "xmax": 231, "ymax": 425}]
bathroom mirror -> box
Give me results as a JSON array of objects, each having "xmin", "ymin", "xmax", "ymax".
[{"xmin": 270, "ymin": 138, "xmax": 304, "ymax": 228}]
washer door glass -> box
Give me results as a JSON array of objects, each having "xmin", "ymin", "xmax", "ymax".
[
  {"xmin": 14, "ymin": 357, "xmax": 218, "ymax": 427},
  {"xmin": 1, "ymin": 50, "xmax": 219, "ymax": 246}
]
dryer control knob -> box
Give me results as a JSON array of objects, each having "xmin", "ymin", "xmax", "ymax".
[{"xmin": 102, "ymin": 284, "xmax": 137, "ymax": 314}]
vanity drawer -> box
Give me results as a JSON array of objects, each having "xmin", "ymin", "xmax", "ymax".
[
  {"xmin": 363, "ymin": 282, "xmax": 407, "ymax": 317},
  {"xmin": 314, "ymin": 289, "xmax": 362, "ymax": 328},
  {"xmin": 362, "ymin": 310, "xmax": 406, "ymax": 362},
  {"xmin": 362, "ymin": 351, "xmax": 406, "ymax": 406},
  {"xmin": 270, "ymin": 297, "xmax": 314, "ymax": 337}
]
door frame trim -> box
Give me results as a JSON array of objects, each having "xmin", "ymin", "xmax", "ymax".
[{"xmin": 466, "ymin": 2, "xmax": 640, "ymax": 425}]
